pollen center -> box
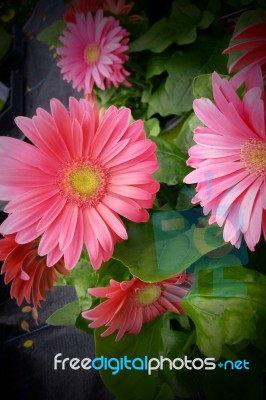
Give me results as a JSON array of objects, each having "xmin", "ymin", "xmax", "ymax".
[
  {"xmin": 70, "ymin": 168, "xmax": 100, "ymax": 195},
  {"xmin": 136, "ymin": 284, "xmax": 161, "ymax": 306},
  {"xmin": 240, "ymin": 139, "xmax": 266, "ymax": 177},
  {"xmin": 57, "ymin": 158, "xmax": 109, "ymax": 208},
  {"xmin": 84, "ymin": 43, "xmax": 100, "ymax": 64}
]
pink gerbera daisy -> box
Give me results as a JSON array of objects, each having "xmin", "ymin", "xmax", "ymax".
[
  {"xmin": 0, "ymin": 97, "xmax": 159, "ymax": 269},
  {"xmin": 82, "ymin": 272, "xmax": 193, "ymax": 341},
  {"xmin": 183, "ymin": 66, "xmax": 266, "ymax": 251},
  {"xmin": 0, "ymin": 234, "xmax": 68, "ymax": 307},
  {"xmin": 223, "ymin": 15, "xmax": 266, "ymax": 87},
  {"xmin": 57, "ymin": 10, "xmax": 131, "ymax": 95}
]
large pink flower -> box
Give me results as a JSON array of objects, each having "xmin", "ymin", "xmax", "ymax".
[
  {"xmin": 82, "ymin": 272, "xmax": 193, "ymax": 341},
  {"xmin": 0, "ymin": 234, "xmax": 68, "ymax": 307},
  {"xmin": 57, "ymin": 10, "xmax": 130, "ymax": 95},
  {"xmin": 184, "ymin": 67, "xmax": 266, "ymax": 251},
  {"xmin": 0, "ymin": 97, "xmax": 159, "ymax": 269},
  {"xmin": 223, "ymin": 16, "xmax": 266, "ymax": 87}
]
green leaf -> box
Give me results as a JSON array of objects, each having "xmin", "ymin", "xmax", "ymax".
[
  {"xmin": 113, "ymin": 212, "xmax": 229, "ymax": 281},
  {"xmin": 197, "ymin": 10, "xmax": 215, "ymax": 30},
  {"xmin": 183, "ymin": 267, "xmax": 266, "ymax": 359},
  {"xmin": 47, "ymin": 300, "xmax": 81, "ymax": 326},
  {"xmin": 129, "ymin": 3, "xmax": 201, "ymax": 53},
  {"xmin": 94, "ymin": 318, "xmax": 165, "ymax": 400},
  {"xmin": 37, "ymin": 20, "xmax": 66, "ymax": 48},
  {"xmin": 151, "ymin": 211, "xmax": 230, "ymax": 276},
  {"xmin": 193, "ymin": 73, "xmax": 229, "ymax": 100},
  {"xmin": 113, "ymin": 219, "xmax": 173, "ymax": 282},
  {"xmin": 148, "ymin": 35, "xmax": 229, "ymax": 117},
  {"xmin": 174, "ymin": 113, "xmax": 200, "ymax": 153},
  {"xmin": 144, "ymin": 118, "xmax": 161, "ymax": 137},
  {"xmin": 146, "ymin": 51, "xmax": 170, "ymax": 79},
  {"xmin": 152, "ymin": 137, "xmax": 191, "ymax": 185},
  {"xmin": 0, "ymin": 27, "xmax": 12, "ymax": 61},
  {"xmin": 59, "ymin": 257, "xmax": 98, "ymax": 310},
  {"xmin": 96, "ymin": 258, "xmax": 131, "ymax": 287},
  {"xmin": 193, "ymin": 74, "xmax": 214, "ymax": 100}
]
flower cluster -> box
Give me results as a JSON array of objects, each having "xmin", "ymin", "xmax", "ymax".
[
  {"xmin": 0, "ymin": 1, "xmax": 265, "ymax": 351},
  {"xmin": 0, "ymin": 234, "xmax": 68, "ymax": 307}
]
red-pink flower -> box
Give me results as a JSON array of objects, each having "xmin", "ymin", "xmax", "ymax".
[
  {"xmin": 82, "ymin": 272, "xmax": 193, "ymax": 341},
  {"xmin": 57, "ymin": 10, "xmax": 131, "ymax": 95},
  {"xmin": 223, "ymin": 16, "xmax": 266, "ymax": 87},
  {"xmin": 0, "ymin": 234, "xmax": 68, "ymax": 307},
  {"xmin": 0, "ymin": 98, "xmax": 159, "ymax": 269},
  {"xmin": 183, "ymin": 67, "xmax": 266, "ymax": 251},
  {"xmin": 64, "ymin": 0, "xmax": 139, "ymax": 24},
  {"xmin": 64, "ymin": 0, "xmax": 102, "ymax": 22}
]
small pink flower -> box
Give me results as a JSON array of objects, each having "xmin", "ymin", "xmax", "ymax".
[
  {"xmin": 64, "ymin": 0, "xmax": 103, "ymax": 22},
  {"xmin": 0, "ymin": 234, "xmax": 68, "ymax": 307},
  {"xmin": 57, "ymin": 10, "xmax": 131, "ymax": 95},
  {"xmin": 184, "ymin": 67, "xmax": 266, "ymax": 251},
  {"xmin": 82, "ymin": 272, "xmax": 193, "ymax": 341},
  {"xmin": 64, "ymin": 0, "xmax": 140, "ymax": 24},
  {"xmin": 0, "ymin": 98, "xmax": 159, "ymax": 269},
  {"xmin": 223, "ymin": 16, "xmax": 266, "ymax": 87}
]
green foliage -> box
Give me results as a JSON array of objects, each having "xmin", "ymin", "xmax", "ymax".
[
  {"xmin": 40, "ymin": 1, "xmax": 266, "ymax": 399},
  {"xmin": 183, "ymin": 267, "xmax": 266, "ymax": 358},
  {"xmin": 152, "ymin": 136, "xmax": 191, "ymax": 185},
  {"xmin": 58, "ymin": 257, "xmax": 97, "ymax": 310},
  {"xmin": 94, "ymin": 318, "xmax": 165, "ymax": 400},
  {"xmin": 46, "ymin": 300, "xmax": 81, "ymax": 326},
  {"xmin": 113, "ymin": 216, "xmax": 229, "ymax": 281},
  {"xmin": 37, "ymin": 20, "xmax": 66, "ymax": 48},
  {"xmin": 148, "ymin": 36, "xmax": 230, "ymax": 117},
  {"xmin": 0, "ymin": 27, "xmax": 11, "ymax": 61},
  {"xmin": 129, "ymin": 2, "xmax": 202, "ymax": 53}
]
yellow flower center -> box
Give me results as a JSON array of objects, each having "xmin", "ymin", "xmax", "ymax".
[
  {"xmin": 84, "ymin": 43, "xmax": 100, "ymax": 64},
  {"xmin": 240, "ymin": 139, "xmax": 266, "ymax": 176},
  {"xmin": 136, "ymin": 284, "xmax": 161, "ymax": 306},
  {"xmin": 57, "ymin": 159, "xmax": 109, "ymax": 208},
  {"xmin": 69, "ymin": 167, "xmax": 101, "ymax": 196}
]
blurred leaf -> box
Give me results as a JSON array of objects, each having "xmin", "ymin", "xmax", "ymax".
[
  {"xmin": 174, "ymin": 113, "xmax": 200, "ymax": 153},
  {"xmin": 197, "ymin": 10, "xmax": 215, "ymax": 30},
  {"xmin": 0, "ymin": 27, "xmax": 11, "ymax": 61},
  {"xmin": 152, "ymin": 137, "xmax": 191, "ymax": 185},
  {"xmin": 47, "ymin": 300, "xmax": 81, "ymax": 326},
  {"xmin": 37, "ymin": 20, "xmax": 66, "ymax": 48},
  {"xmin": 144, "ymin": 118, "xmax": 161, "ymax": 137},
  {"xmin": 94, "ymin": 318, "xmax": 165, "ymax": 400},
  {"xmin": 193, "ymin": 73, "xmax": 229, "ymax": 100},
  {"xmin": 183, "ymin": 267, "xmax": 266, "ymax": 359}
]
